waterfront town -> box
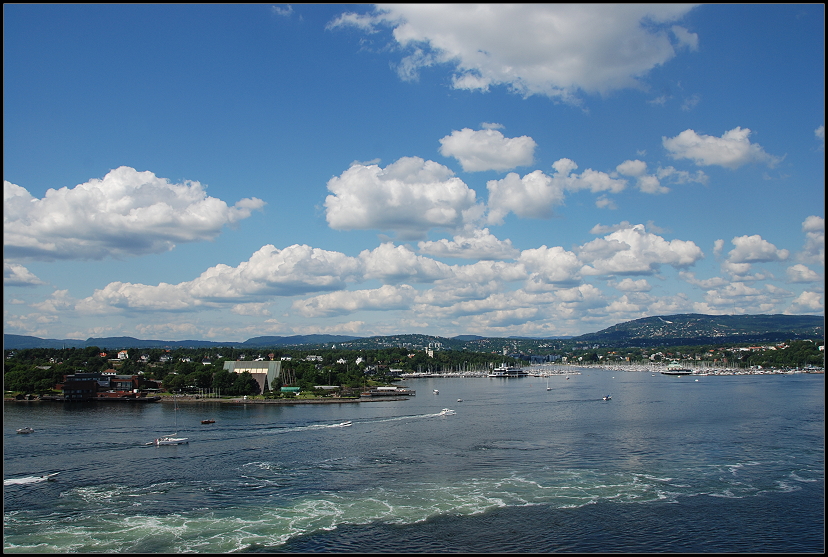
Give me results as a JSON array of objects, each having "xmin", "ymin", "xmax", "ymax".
[{"xmin": 4, "ymin": 337, "xmax": 824, "ymax": 403}]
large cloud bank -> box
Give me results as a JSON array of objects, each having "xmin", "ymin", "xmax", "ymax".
[{"xmin": 4, "ymin": 167, "xmax": 265, "ymax": 260}]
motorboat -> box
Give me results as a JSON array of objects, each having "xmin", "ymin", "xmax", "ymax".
[
  {"xmin": 602, "ymin": 395, "xmax": 612, "ymax": 401},
  {"xmin": 433, "ymin": 389, "xmax": 439, "ymax": 394},
  {"xmin": 201, "ymin": 419, "xmax": 215, "ymax": 424},
  {"xmin": 4, "ymin": 472, "xmax": 58, "ymax": 486},
  {"xmin": 16, "ymin": 427, "xmax": 34, "ymax": 434},
  {"xmin": 439, "ymin": 408, "xmax": 456, "ymax": 416},
  {"xmin": 334, "ymin": 421, "xmax": 352, "ymax": 427}
]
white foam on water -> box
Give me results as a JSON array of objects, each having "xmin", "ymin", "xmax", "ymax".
[
  {"xmin": 789, "ymin": 471, "xmax": 819, "ymax": 483},
  {"xmin": 4, "ymin": 475, "xmax": 52, "ymax": 486},
  {"xmin": 4, "ymin": 459, "xmax": 809, "ymax": 553}
]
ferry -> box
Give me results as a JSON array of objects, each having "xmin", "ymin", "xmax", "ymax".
[
  {"xmin": 661, "ymin": 362, "xmax": 694, "ymax": 376},
  {"xmin": 488, "ymin": 364, "xmax": 528, "ymax": 377}
]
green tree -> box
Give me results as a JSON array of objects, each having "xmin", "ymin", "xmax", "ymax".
[{"xmin": 231, "ymin": 371, "xmax": 260, "ymax": 396}]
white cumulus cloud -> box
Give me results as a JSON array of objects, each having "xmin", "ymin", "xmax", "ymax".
[
  {"xmin": 292, "ymin": 284, "xmax": 417, "ymax": 317},
  {"xmin": 4, "ymin": 262, "xmax": 46, "ymax": 286},
  {"xmin": 76, "ymin": 244, "xmax": 364, "ymax": 314},
  {"xmin": 486, "ymin": 159, "xmax": 626, "ymax": 224},
  {"xmin": 662, "ymin": 127, "xmax": 781, "ymax": 169},
  {"xmin": 799, "ymin": 215, "xmax": 824, "ymax": 265},
  {"xmin": 518, "ymin": 245, "xmax": 583, "ymax": 289},
  {"xmin": 726, "ymin": 234, "xmax": 790, "ymax": 263},
  {"xmin": 578, "ymin": 223, "xmax": 703, "ymax": 275},
  {"xmin": 615, "ymin": 159, "xmax": 669, "ymax": 194},
  {"xmin": 418, "ymin": 228, "xmax": 519, "ymax": 260},
  {"xmin": 325, "ymin": 157, "xmax": 482, "ymax": 240},
  {"xmin": 438, "ymin": 127, "xmax": 537, "ymax": 171},
  {"xmin": 359, "ymin": 243, "xmax": 454, "ymax": 284},
  {"xmin": 785, "ymin": 291, "xmax": 824, "ymax": 314},
  {"xmin": 786, "ymin": 264, "xmax": 821, "ymax": 283},
  {"xmin": 613, "ymin": 278, "xmax": 652, "ymax": 292},
  {"xmin": 3, "ymin": 167, "xmax": 265, "ymax": 261},
  {"xmin": 330, "ymin": 5, "xmax": 698, "ymax": 102}
]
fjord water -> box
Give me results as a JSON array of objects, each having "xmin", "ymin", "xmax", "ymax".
[{"xmin": 4, "ymin": 370, "xmax": 824, "ymax": 553}]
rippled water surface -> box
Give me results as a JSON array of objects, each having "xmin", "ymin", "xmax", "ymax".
[{"xmin": 4, "ymin": 370, "xmax": 824, "ymax": 553}]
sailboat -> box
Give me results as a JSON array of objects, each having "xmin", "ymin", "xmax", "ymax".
[
  {"xmin": 546, "ymin": 374, "xmax": 551, "ymax": 391},
  {"xmin": 153, "ymin": 395, "xmax": 188, "ymax": 445}
]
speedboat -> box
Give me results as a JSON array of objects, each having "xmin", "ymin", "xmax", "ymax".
[
  {"xmin": 201, "ymin": 419, "xmax": 215, "ymax": 424},
  {"xmin": 4, "ymin": 472, "xmax": 59, "ymax": 486},
  {"xmin": 433, "ymin": 389, "xmax": 439, "ymax": 394},
  {"xmin": 16, "ymin": 427, "xmax": 34, "ymax": 434},
  {"xmin": 602, "ymin": 395, "xmax": 611, "ymax": 401},
  {"xmin": 439, "ymin": 408, "xmax": 456, "ymax": 416}
]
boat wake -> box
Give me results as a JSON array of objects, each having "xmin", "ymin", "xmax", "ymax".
[{"xmin": 4, "ymin": 473, "xmax": 58, "ymax": 486}]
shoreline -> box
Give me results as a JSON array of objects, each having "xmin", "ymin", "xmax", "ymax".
[
  {"xmin": 4, "ymin": 395, "xmax": 412, "ymax": 404},
  {"xmin": 164, "ymin": 396, "xmax": 409, "ymax": 404}
]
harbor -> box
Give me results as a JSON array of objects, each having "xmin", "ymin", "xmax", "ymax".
[{"xmin": 4, "ymin": 372, "xmax": 823, "ymax": 553}]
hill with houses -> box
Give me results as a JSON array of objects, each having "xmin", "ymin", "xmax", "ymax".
[{"xmin": 4, "ymin": 314, "xmax": 823, "ymax": 353}]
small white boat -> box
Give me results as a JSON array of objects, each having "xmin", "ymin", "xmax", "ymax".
[
  {"xmin": 153, "ymin": 436, "xmax": 188, "ymax": 446},
  {"xmin": 433, "ymin": 389, "xmax": 439, "ymax": 394},
  {"xmin": 602, "ymin": 395, "xmax": 612, "ymax": 401},
  {"xmin": 153, "ymin": 396, "xmax": 188, "ymax": 445},
  {"xmin": 439, "ymin": 408, "xmax": 456, "ymax": 416},
  {"xmin": 16, "ymin": 427, "xmax": 34, "ymax": 434},
  {"xmin": 457, "ymin": 398, "xmax": 463, "ymax": 402},
  {"xmin": 334, "ymin": 421, "xmax": 352, "ymax": 427}
]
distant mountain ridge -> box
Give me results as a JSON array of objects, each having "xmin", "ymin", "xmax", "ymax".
[
  {"xmin": 1, "ymin": 334, "xmax": 362, "ymax": 350},
  {"xmin": 573, "ymin": 313, "xmax": 824, "ymax": 347},
  {"xmin": 3, "ymin": 314, "xmax": 823, "ymax": 351}
]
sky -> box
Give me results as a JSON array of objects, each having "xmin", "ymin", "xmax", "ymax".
[{"xmin": 3, "ymin": 4, "xmax": 825, "ymax": 342}]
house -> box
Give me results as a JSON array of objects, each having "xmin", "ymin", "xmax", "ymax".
[
  {"xmin": 117, "ymin": 350, "xmax": 129, "ymax": 360},
  {"xmin": 59, "ymin": 372, "xmax": 160, "ymax": 400},
  {"xmin": 59, "ymin": 373, "xmax": 100, "ymax": 401}
]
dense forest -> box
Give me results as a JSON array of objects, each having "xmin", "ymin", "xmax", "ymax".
[{"xmin": 4, "ymin": 339, "xmax": 824, "ymax": 396}]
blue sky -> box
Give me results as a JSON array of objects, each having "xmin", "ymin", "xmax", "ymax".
[{"xmin": 3, "ymin": 4, "xmax": 824, "ymax": 341}]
